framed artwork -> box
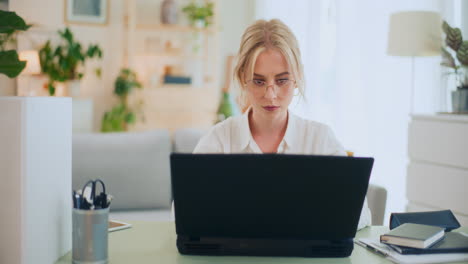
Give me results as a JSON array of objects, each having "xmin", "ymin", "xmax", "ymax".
[{"xmin": 65, "ymin": 0, "xmax": 108, "ymax": 25}]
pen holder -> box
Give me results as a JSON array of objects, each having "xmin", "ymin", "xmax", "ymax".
[{"xmin": 72, "ymin": 208, "xmax": 109, "ymax": 264}]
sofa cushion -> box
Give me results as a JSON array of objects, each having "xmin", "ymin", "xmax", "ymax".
[{"xmin": 72, "ymin": 130, "xmax": 171, "ymax": 210}]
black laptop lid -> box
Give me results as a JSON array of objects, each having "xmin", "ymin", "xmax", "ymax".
[{"xmin": 170, "ymin": 154, "xmax": 373, "ymax": 240}]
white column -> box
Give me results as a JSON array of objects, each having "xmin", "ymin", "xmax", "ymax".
[{"xmin": 0, "ymin": 97, "xmax": 72, "ymax": 264}]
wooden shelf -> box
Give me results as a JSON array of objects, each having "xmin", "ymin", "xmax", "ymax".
[
  {"xmin": 127, "ymin": 86, "xmax": 219, "ymax": 112},
  {"xmin": 124, "ymin": 0, "xmax": 220, "ymax": 131},
  {"xmin": 134, "ymin": 24, "xmax": 215, "ymax": 34},
  {"xmin": 134, "ymin": 53, "xmax": 207, "ymax": 60}
]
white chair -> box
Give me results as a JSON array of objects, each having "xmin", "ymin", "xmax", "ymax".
[
  {"xmin": 367, "ymin": 184, "xmax": 387, "ymax": 225},
  {"xmin": 347, "ymin": 151, "xmax": 387, "ymax": 226}
]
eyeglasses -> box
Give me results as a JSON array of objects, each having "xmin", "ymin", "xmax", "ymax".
[{"xmin": 245, "ymin": 79, "xmax": 296, "ymax": 94}]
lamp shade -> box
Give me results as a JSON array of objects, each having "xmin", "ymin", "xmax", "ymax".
[
  {"xmin": 387, "ymin": 11, "xmax": 442, "ymax": 57},
  {"xmin": 19, "ymin": 50, "xmax": 41, "ymax": 75}
]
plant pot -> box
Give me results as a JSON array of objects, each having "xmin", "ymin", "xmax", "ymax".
[
  {"xmin": 451, "ymin": 88, "xmax": 468, "ymax": 113},
  {"xmin": 194, "ymin": 19, "xmax": 206, "ymax": 28},
  {"xmin": 68, "ymin": 80, "xmax": 81, "ymax": 97}
]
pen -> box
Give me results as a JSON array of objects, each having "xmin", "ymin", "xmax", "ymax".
[
  {"xmin": 72, "ymin": 190, "xmax": 77, "ymax": 208},
  {"xmin": 355, "ymin": 241, "xmax": 388, "ymax": 257}
]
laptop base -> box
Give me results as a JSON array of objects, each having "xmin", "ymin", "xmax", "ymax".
[{"xmin": 177, "ymin": 236, "xmax": 353, "ymax": 257}]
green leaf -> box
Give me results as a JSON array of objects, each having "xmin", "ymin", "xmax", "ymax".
[
  {"xmin": 0, "ymin": 50, "xmax": 26, "ymax": 78},
  {"xmin": 125, "ymin": 112, "xmax": 136, "ymax": 124},
  {"xmin": 95, "ymin": 67, "xmax": 102, "ymax": 78},
  {"xmin": 0, "ymin": 10, "xmax": 30, "ymax": 34},
  {"xmin": 457, "ymin": 41, "xmax": 468, "ymax": 66},
  {"xmin": 39, "ymin": 27, "xmax": 103, "ymax": 82},
  {"xmin": 114, "ymin": 68, "xmax": 142, "ymax": 97},
  {"xmin": 441, "ymin": 47, "xmax": 456, "ymax": 69},
  {"xmin": 48, "ymin": 83, "xmax": 55, "ymax": 96},
  {"xmin": 442, "ymin": 21, "xmax": 451, "ymax": 35}
]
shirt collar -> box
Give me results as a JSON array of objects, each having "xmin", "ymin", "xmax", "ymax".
[{"xmin": 238, "ymin": 107, "xmax": 298, "ymax": 152}]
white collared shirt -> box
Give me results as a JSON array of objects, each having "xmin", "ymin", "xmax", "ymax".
[
  {"xmin": 194, "ymin": 109, "xmax": 346, "ymax": 155},
  {"xmin": 193, "ymin": 109, "xmax": 372, "ymax": 230}
]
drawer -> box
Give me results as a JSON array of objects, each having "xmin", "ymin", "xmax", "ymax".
[
  {"xmin": 407, "ymin": 161, "xmax": 468, "ymax": 215},
  {"xmin": 408, "ymin": 117, "xmax": 468, "ymax": 169}
]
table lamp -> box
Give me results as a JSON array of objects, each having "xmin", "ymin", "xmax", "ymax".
[{"xmin": 387, "ymin": 11, "xmax": 442, "ymax": 113}]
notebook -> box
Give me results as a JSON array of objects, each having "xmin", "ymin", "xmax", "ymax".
[
  {"xmin": 108, "ymin": 220, "xmax": 132, "ymax": 232},
  {"xmin": 380, "ymin": 223, "xmax": 444, "ymax": 248}
]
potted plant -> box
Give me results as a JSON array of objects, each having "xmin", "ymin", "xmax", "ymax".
[
  {"xmin": 38, "ymin": 27, "xmax": 102, "ymax": 96},
  {"xmin": 101, "ymin": 68, "xmax": 143, "ymax": 132},
  {"xmin": 0, "ymin": 10, "xmax": 30, "ymax": 78},
  {"xmin": 441, "ymin": 21, "xmax": 468, "ymax": 113},
  {"xmin": 182, "ymin": 1, "xmax": 214, "ymax": 28}
]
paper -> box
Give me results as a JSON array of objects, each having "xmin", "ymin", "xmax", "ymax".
[{"xmin": 357, "ymin": 238, "xmax": 468, "ymax": 264}]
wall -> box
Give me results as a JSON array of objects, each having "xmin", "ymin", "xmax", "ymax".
[
  {"xmin": 8, "ymin": 0, "xmax": 254, "ymax": 131},
  {"xmin": 462, "ymin": 0, "xmax": 468, "ymax": 38},
  {"xmin": 218, "ymin": 0, "xmax": 255, "ymax": 88}
]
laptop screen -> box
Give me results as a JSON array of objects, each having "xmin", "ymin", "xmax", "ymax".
[{"xmin": 171, "ymin": 154, "xmax": 373, "ymax": 240}]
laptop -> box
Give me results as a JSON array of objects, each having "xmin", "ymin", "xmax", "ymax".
[{"xmin": 170, "ymin": 153, "xmax": 374, "ymax": 257}]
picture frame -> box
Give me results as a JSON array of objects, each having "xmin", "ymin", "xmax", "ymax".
[{"xmin": 64, "ymin": 0, "xmax": 108, "ymax": 26}]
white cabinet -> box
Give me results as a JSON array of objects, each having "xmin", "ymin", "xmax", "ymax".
[
  {"xmin": 0, "ymin": 97, "xmax": 71, "ymax": 264},
  {"xmin": 407, "ymin": 114, "xmax": 468, "ymax": 225}
]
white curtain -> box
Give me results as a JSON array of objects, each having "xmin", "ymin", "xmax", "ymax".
[{"xmin": 255, "ymin": 0, "xmax": 457, "ymax": 221}]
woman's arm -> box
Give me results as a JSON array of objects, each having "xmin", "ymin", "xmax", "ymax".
[
  {"xmin": 357, "ymin": 197, "xmax": 372, "ymax": 230},
  {"xmin": 193, "ymin": 126, "xmax": 224, "ymax": 153}
]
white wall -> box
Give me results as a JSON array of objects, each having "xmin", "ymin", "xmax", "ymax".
[
  {"xmin": 462, "ymin": 0, "xmax": 468, "ymax": 38},
  {"xmin": 218, "ymin": 0, "xmax": 255, "ymax": 88}
]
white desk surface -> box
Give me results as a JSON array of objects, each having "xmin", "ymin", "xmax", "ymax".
[{"xmin": 56, "ymin": 221, "xmax": 468, "ymax": 264}]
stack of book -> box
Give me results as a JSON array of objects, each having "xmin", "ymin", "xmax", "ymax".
[
  {"xmin": 380, "ymin": 223, "xmax": 468, "ymax": 254},
  {"xmin": 356, "ymin": 223, "xmax": 468, "ymax": 264}
]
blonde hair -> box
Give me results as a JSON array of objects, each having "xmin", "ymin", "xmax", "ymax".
[{"xmin": 234, "ymin": 19, "xmax": 305, "ymax": 113}]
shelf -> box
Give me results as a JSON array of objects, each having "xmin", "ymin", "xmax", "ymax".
[
  {"xmin": 139, "ymin": 85, "xmax": 216, "ymax": 92},
  {"xmin": 127, "ymin": 86, "xmax": 220, "ymax": 112},
  {"xmin": 134, "ymin": 53, "xmax": 207, "ymax": 60},
  {"xmin": 134, "ymin": 24, "xmax": 215, "ymax": 34}
]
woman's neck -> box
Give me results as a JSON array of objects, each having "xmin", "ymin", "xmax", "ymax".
[{"xmin": 249, "ymin": 108, "xmax": 288, "ymax": 141}]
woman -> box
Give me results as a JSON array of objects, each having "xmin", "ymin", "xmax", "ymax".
[{"xmin": 193, "ymin": 19, "xmax": 371, "ymax": 230}]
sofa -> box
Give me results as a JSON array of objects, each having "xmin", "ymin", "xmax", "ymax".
[
  {"xmin": 72, "ymin": 129, "xmax": 387, "ymax": 224},
  {"xmin": 72, "ymin": 128, "xmax": 206, "ymax": 221}
]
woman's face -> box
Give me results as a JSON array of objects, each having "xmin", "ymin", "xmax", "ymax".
[{"xmin": 245, "ymin": 48, "xmax": 295, "ymax": 119}]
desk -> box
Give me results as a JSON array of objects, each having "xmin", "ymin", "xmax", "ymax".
[{"xmin": 56, "ymin": 222, "xmax": 468, "ymax": 263}]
